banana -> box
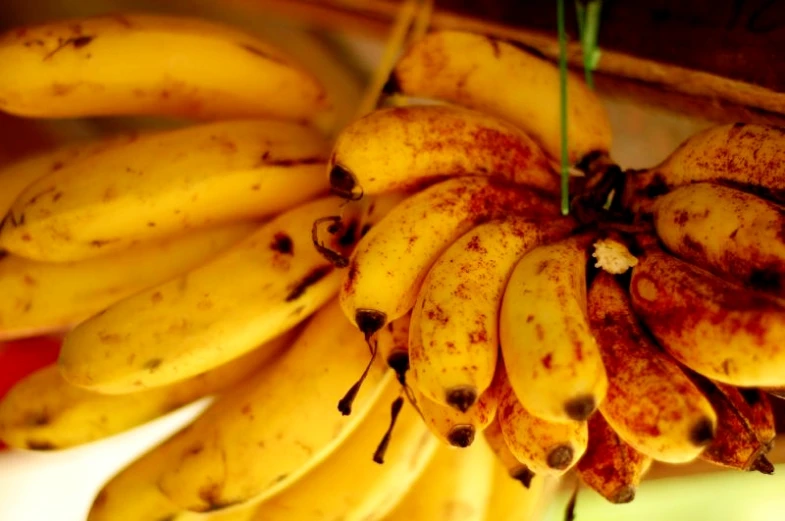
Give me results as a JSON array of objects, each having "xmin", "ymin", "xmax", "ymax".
[
  {"xmin": 0, "ymin": 13, "xmax": 330, "ymax": 122},
  {"xmin": 387, "ymin": 30, "xmax": 612, "ymax": 164},
  {"xmin": 716, "ymin": 385, "xmax": 776, "ymax": 451},
  {"xmin": 341, "ymin": 176, "xmax": 558, "ymax": 338},
  {"xmin": 499, "ymin": 234, "xmax": 607, "ymax": 423},
  {"xmin": 484, "ymin": 457, "xmax": 558, "ymax": 521},
  {"xmin": 630, "ymin": 245, "xmax": 785, "ymax": 387},
  {"xmin": 496, "ymin": 369, "xmax": 588, "ymax": 476},
  {"xmin": 60, "ymin": 196, "xmax": 356, "ymax": 393},
  {"xmin": 384, "ymin": 443, "xmax": 495, "ymax": 521},
  {"xmin": 410, "ymin": 216, "xmax": 575, "ymax": 412},
  {"xmin": 0, "ymin": 222, "xmax": 254, "ymax": 340},
  {"xmin": 622, "ymin": 123, "xmax": 785, "ymax": 213},
  {"xmin": 483, "ymin": 414, "xmax": 534, "ymax": 488},
  {"xmin": 1, "ymin": 120, "xmax": 329, "ymax": 262},
  {"xmin": 174, "ymin": 505, "xmax": 256, "ymax": 521},
  {"xmin": 156, "ymin": 299, "xmax": 390, "ymax": 512},
  {"xmin": 575, "ymin": 412, "xmax": 652, "ymax": 504},
  {"xmin": 0, "ymin": 331, "xmax": 292, "ymax": 450},
  {"xmin": 587, "ymin": 270, "xmax": 717, "ymax": 463},
  {"xmin": 327, "ymin": 105, "xmax": 558, "ymax": 199},
  {"xmin": 652, "ymin": 182, "xmax": 785, "ymax": 296}
]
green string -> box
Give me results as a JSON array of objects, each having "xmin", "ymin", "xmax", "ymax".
[
  {"xmin": 575, "ymin": 0, "xmax": 603, "ymax": 89},
  {"xmin": 558, "ymin": 0, "xmax": 570, "ymax": 216}
]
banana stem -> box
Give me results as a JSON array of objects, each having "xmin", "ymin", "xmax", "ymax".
[
  {"xmin": 575, "ymin": 0, "xmax": 603, "ymax": 89},
  {"xmin": 558, "ymin": 0, "xmax": 570, "ymax": 216}
]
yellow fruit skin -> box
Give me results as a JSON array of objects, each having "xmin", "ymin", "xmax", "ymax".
[
  {"xmin": 484, "ymin": 456, "xmax": 558, "ymax": 521},
  {"xmin": 653, "ymin": 182, "xmax": 785, "ymax": 298},
  {"xmin": 0, "ymin": 331, "xmax": 292, "ymax": 450},
  {"xmin": 0, "ymin": 221, "xmax": 254, "ymax": 340},
  {"xmin": 587, "ymin": 271, "xmax": 717, "ymax": 463},
  {"xmin": 59, "ymin": 196, "xmax": 354, "ymax": 393},
  {"xmin": 0, "ymin": 13, "xmax": 329, "ymax": 121},
  {"xmin": 0, "ymin": 119, "xmax": 329, "ymax": 262},
  {"xmin": 483, "ymin": 414, "xmax": 532, "ymax": 485},
  {"xmin": 327, "ymin": 105, "xmax": 558, "ymax": 198},
  {"xmin": 390, "ymin": 30, "xmax": 611, "ymax": 163},
  {"xmin": 500, "ymin": 235, "xmax": 607, "ymax": 423}
]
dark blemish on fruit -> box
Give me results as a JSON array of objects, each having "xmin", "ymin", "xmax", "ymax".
[
  {"xmin": 547, "ymin": 445, "xmax": 574, "ymax": 470},
  {"xmin": 71, "ymin": 35, "xmax": 94, "ymax": 49},
  {"xmin": 90, "ymin": 238, "xmax": 120, "ymax": 247},
  {"xmin": 265, "ymin": 157, "xmax": 324, "ymax": 167},
  {"xmin": 748, "ymin": 267, "xmax": 782, "ymax": 293},
  {"xmin": 270, "ymin": 232, "xmax": 293, "ymax": 255},
  {"xmin": 151, "ymin": 291, "xmax": 163, "ymax": 303},
  {"xmin": 373, "ymin": 396, "xmax": 405, "ymax": 464},
  {"xmin": 446, "ymin": 386, "xmax": 477, "ymax": 413},
  {"xmin": 329, "ymin": 164, "xmax": 363, "ymax": 200},
  {"xmin": 564, "ymin": 395, "xmax": 596, "ymax": 421},
  {"xmin": 284, "ymin": 265, "xmax": 334, "ymax": 302},
  {"xmin": 541, "ymin": 353, "xmax": 552, "ymax": 369},
  {"xmin": 26, "ymin": 439, "xmax": 56, "ymax": 450},
  {"xmin": 486, "ymin": 36, "xmax": 501, "ymax": 58},
  {"xmin": 689, "ymin": 417, "xmax": 716, "ymax": 446},
  {"xmin": 147, "ymin": 222, "xmax": 156, "ymax": 227},
  {"xmin": 251, "ymin": 184, "xmax": 260, "ymax": 191},
  {"xmin": 43, "ymin": 35, "xmax": 95, "ymax": 60},
  {"xmin": 738, "ymin": 388, "xmax": 762, "ymax": 406},
  {"xmin": 673, "ymin": 210, "xmax": 689, "ymax": 226},
  {"xmin": 187, "ymin": 444, "xmax": 204, "ymax": 456},
  {"xmin": 52, "ymin": 191, "xmax": 63, "ymax": 202},
  {"xmin": 51, "ymin": 161, "xmax": 64, "ymax": 171},
  {"xmin": 143, "ymin": 358, "xmax": 163, "ymax": 371},
  {"xmin": 239, "ymin": 43, "xmax": 286, "ymax": 65},
  {"xmin": 27, "ymin": 186, "xmax": 56, "ymax": 204},
  {"xmin": 0, "ymin": 250, "xmax": 7, "ymax": 261},
  {"xmin": 25, "ymin": 411, "xmax": 50, "ymax": 426}
]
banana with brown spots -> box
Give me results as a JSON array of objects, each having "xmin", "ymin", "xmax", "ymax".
[{"xmin": 483, "ymin": 414, "xmax": 535, "ymax": 488}]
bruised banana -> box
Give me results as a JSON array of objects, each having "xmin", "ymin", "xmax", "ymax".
[
  {"xmin": 341, "ymin": 176, "xmax": 558, "ymax": 338},
  {"xmin": 576, "ymin": 413, "xmax": 652, "ymax": 504},
  {"xmin": 484, "ymin": 457, "xmax": 558, "ymax": 521},
  {"xmin": 1, "ymin": 119, "xmax": 329, "ymax": 262},
  {"xmin": 500, "ymin": 234, "xmax": 607, "ymax": 423},
  {"xmin": 623, "ymin": 123, "xmax": 785, "ymax": 213},
  {"xmin": 652, "ymin": 182, "xmax": 785, "ymax": 297},
  {"xmin": 0, "ymin": 331, "xmax": 292, "ymax": 450},
  {"xmin": 387, "ymin": 30, "xmax": 612, "ymax": 164},
  {"xmin": 0, "ymin": 222, "xmax": 254, "ymax": 341},
  {"xmin": 0, "ymin": 13, "xmax": 330, "ymax": 122},
  {"xmin": 327, "ymin": 104, "xmax": 558, "ymax": 199},
  {"xmin": 630, "ymin": 246, "xmax": 785, "ymax": 387},
  {"xmin": 60, "ymin": 196, "xmax": 355, "ymax": 393},
  {"xmin": 587, "ymin": 271, "xmax": 717, "ymax": 463},
  {"xmin": 713, "ymin": 384, "xmax": 776, "ymax": 451},
  {"xmin": 157, "ymin": 299, "xmax": 390, "ymax": 512},
  {"xmin": 483, "ymin": 414, "xmax": 535, "ymax": 488},
  {"xmin": 384, "ymin": 443, "xmax": 495, "ymax": 521},
  {"xmin": 410, "ymin": 216, "xmax": 575, "ymax": 412}
]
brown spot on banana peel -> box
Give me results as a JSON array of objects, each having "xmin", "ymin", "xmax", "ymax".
[
  {"xmin": 270, "ymin": 232, "xmax": 293, "ymax": 255},
  {"xmin": 284, "ymin": 265, "xmax": 333, "ymax": 302}
]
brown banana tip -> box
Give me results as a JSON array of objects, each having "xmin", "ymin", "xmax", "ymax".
[
  {"xmin": 689, "ymin": 417, "xmax": 716, "ymax": 447},
  {"xmin": 563, "ymin": 395, "xmax": 596, "ymax": 421},
  {"xmin": 547, "ymin": 444, "xmax": 575, "ymax": 470},
  {"xmin": 386, "ymin": 350, "xmax": 410, "ymax": 385},
  {"xmin": 329, "ymin": 165, "xmax": 363, "ymax": 200},
  {"xmin": 610, "ymin": 485, "xmax": 636, "ymax": 504},
  {"xmin": 510, "ymin": 466, "xmax": 535, "ymax": 488},
  {"xmin": 447, "ymin": 424, "xmax": 476, "ymax": 448},
  {"xmin": 355, "ymin": 309, "xmax": 387, "ymax": 341},
  {"xmin": 446, "ymin": 386, "xmax": 478, "ymax": 413},
  {"xmin": 751, "ymin": 455, "xmax": 775, "ymax": 475}
]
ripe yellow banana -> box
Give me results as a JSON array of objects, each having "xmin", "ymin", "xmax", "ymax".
[
  {"xmin": 483, "ymin": 414, "xmax": 534, "ymax": 488},
  {"xmin": 1, "ymin": 120, "xmax": 329, "ymax": 262},
  {"xmin": 484, "ymin": 457, "xmax": 558, "ymax": 521},
  {"xmin": 327, "ymin": 105, "xmax": 559, "ymax": 199},
  {"xmin": 0, "ymin": 13, "xmax": 330, "ymax": 122},
  {"xmin": 630, "ymin": 246, "xmax": 785, "ymax": 387},
  {"xmin": 0, "ymin": 331, "xmax": 292, "ymax": 450},
  {"xmin": 341, "ymin": 176, "xmax": 558, "ymax": 338},
  {"xmin": 384, "ymin": 443, "xmax": 495, "ymax": 521},
  {"xmin": 652, "ymin": 182, "xmax": 785, "ymax": 296},
  {"xmin": 60, "ymin": 196, "xmax": 354, "ymax": 393},
  {"xmin": 0, "ymin": 222, "xmax": 254, "ymax": 340},
  {"xmin": 500, "ymin": 234, "xmax": 607, "ymax": 422},
  {"xmin": 575, "ymin": 413, "xmax": 652, "ymax": 504},
  {"xmin": 587, "ymin": 270, "xmax": 717, "ymax": 463},
  {"xmin": 156, "ymin": 299, "xmax": 390, "ymax": 512},
  {"xmin": 623, "ymin": 123, "xmax": 785, "ymax": 213},
  {"xmin": 410, "ymin": 216, "xmax": 575, "ymax": 412},
  {"xmin": 387, "ymin": 30, "xmax": 612, "ymax": 164},
  {"xmin": 175, "ymin": 505, "xmax": 256, "ymax": 521},
  {"xmin": 497, "ymin": 369, "xmax": 588, "ymax": 477}
]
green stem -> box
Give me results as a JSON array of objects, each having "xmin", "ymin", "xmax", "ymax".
[{"xmin": 558, "ymin": 0, "xmax": 570, "ymax": 216}]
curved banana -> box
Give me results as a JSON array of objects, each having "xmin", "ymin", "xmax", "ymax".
[
  {"xmin": 499, "ymin": 234, "xmax": 607, "ymax": 423},
  {"xmin": 327, "ymin": 105, "xmax": 558, "ymax": 199},
  {"xmin": 341, "ymin": 176, "xmax": 558, "ymax": 338},
  {"xmin": 156, "ymin": 299, "xmax": 390, "ymax": 512},
  {"xmin": 652, "ymin": 182, "xmax": 785, "ymax": 296},
  {"xmin": 630, "ymin": 246, "xmax": 785, "ymax": 387},
  {"xmin": 0, "ymin": 332, "xmax": 292, "ymax": 450},
  {"xmin": 484, "ymin": 457, "xmax": 558, "ymax": 521},
  {"xmin": 0, "ymin": 13, "xmax": 330, "ymax": 122},
  {"xmin": 387, "ymin": 30, "xmax": 612, "ymax": 164},
  {"xmin": 1, "ymin": 120, "xmax": 329, "ymax": 262},
  {"xmin": 0, "ymin": 222, "xmax": 254, "ymax": 341},
  {"xmin": 587, "ymin": 271, "xmax": 717, "ymax": 463},
  {"xmin": 483, "ymin": 414, "xmax": 534, "ymax": 488},
  {"xmin": 410, "ymin": 216, "xmax": 575, "ymax": 411},
  {"xmin": 60, "ymin": 196, "xmax": 355, "ymax": 393},
  {"xmin": 623, "ymin": 123, "xmax": 785, "ymax": 213}
]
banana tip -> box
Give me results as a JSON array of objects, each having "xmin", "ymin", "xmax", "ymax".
[
  {"xmin": 329, "ymin": 165, "xmax": 363, "ymax": 200},
  {"xmin": 610, "ymin": 485, "xmax": 636, "ymax": 504},
  {"xmin": 563, "ymin": 395, "xmax": 596, "ymax": 421},
  {"xmin": 447, "ymin": 424, "xmax": 476, "ymax": 448},
  {"xmin": 689, "ymin": 417, "xmax": 716, "ymax": 447},
  {"xmin": 547, "ymin": 444, "xmax": 575, "ymax": 470},
  {"xmin": 446, "ymin": 386, "xmax": 478, "ymax": 413}
]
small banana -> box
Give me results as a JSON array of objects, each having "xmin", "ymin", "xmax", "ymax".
[
  {"xmin": 713, "ymin": 382, "xmax": 776, "ymax": 452},
  {"xmin": 500, "ymin": 234, "xmax": 607, "ymax": 423},
  {"xmin": 587, "ymin": 271, "xmax": 717, "ymax": 463},
  {"xmin": 341, "ymin": 176, "xmax": 558, "ymax": 338},
  {"xmin": 327, "ymin": 105, "xmax": 558, "ymax": 199},
  {"xmin": 410, "ymin": 216, "xmax": 575, "ymax": 412},
  {"xmin": 0, "ymin": 222, "xmax": 254, "ymax": 341},
  {"xmin": 483, "ymin": 414, "xmax": 534, "ymax": 488},
  {"xmin": 623, "ymin": 123, "xmax": 785, "ymax": 213},
  {"xmin": 575, "ymin": 413, "xmax": 652, "ymax": 504},
  {"xmin": 387, "ymin": 30, "xmax": 612, "ymax": 164},
  {"xmin": 484, "ymin": 457, "xmax": 558, "ymax": 521},
  {"xmin": 652, "ymin": 182, "xmax": 785, "ymax": 297},
  {"xmin": 0, "ymin": 332, "xmax": 291, "ymax": 450},
  {"xmin": 60, "ymin": 196, "xmax": 355, "ymax": 393},
  {"xmin": 0, "ymin": 13, "xmax": 330, "ymax": 122},
  {"xmin": 1, "ymin": 120, "xmax": 329, "ymax": 262},
  {"xmin": 630, "ymin": 246, "xmax": 785, "ymax": 387}
]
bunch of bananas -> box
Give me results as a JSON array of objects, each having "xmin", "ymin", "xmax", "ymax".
[{"xmin": 0, "ymin": 8, "xmax": 782, "ymax": 521}]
